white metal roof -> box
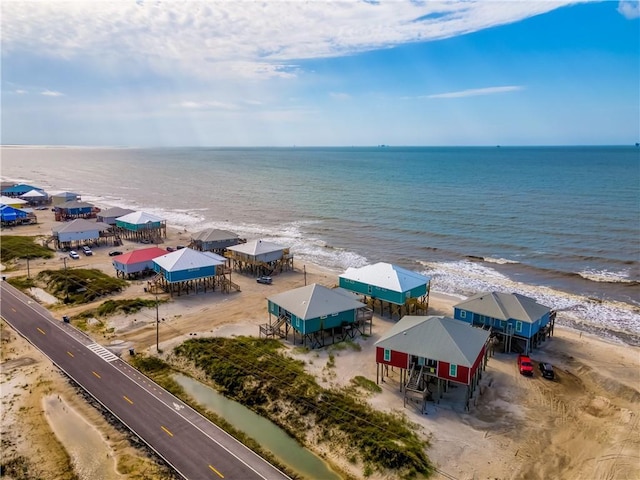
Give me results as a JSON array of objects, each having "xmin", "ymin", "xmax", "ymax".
[
  {"xmin": 339, "ymin": 262, "xmax": 430, "ymax": 293},
  {"xmin": 116, "ymin": 211, "xmax": 165, "ymax": 224},
  {"xmin": 191, "ymin": 228, "xmax": 239, "ymax": 242},
  {"xmin": 375, "ymin": 316, "xmax": 490, "ymax": 367},
  {"xmin": 268, "ymin": 283, "xmax": 365, "ymax": 320},
  {"xmin": 226, "ymin": 239, "xmax": 285, "ymax": 256},
  {"xmin": 454, "ymin": 292, "xmax": 550, "ymax": 323},
  {"xmin": 20, "ymin": 189, "xmax": 47, "ymax": 198},
  {"xmin": 0, "ymin": 195, "xmax": 27, "ymax": 205},
  {"xmin": 153, "ymin": 247, "xmax": 225, "ymax": 272}
]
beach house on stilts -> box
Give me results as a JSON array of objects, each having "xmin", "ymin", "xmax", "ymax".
[
  {"xmin": 115, "ymin": 211, "xmax": 167, "ymax": 244},
  {"xmin": 375, "ymin": 315, "xmax": 491, "ymax": 413},
  {"xmin": 189, "ymin": 228, "xmax": 244, "ymax": 254},
  {"xmin": 150, "ymin": 247, "xmax": 238, "ymax": 296},
  {"xmin": 260, "ymin": 283, "xmax": 373, "ymax": 348},
  {"xmin": 225, "ymin": 239, "xmax": 293, "ymax": 276},
  {"xmin": 339, "ymin": 262, "xmax": 430, "ymax": 319},
  {"xmin": 453, "ymin": 292, "xmax": 555, "ymax": 355}
]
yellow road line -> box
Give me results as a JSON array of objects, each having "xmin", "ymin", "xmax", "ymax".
[
  {"xmin": 92, "ymin": 371, "xmax": 101, "ymax": 379},
  {"xmin": 67, "ymin": 351, "xmax": 74, "ymax": 357},
  {"xmin": 208, "ymin": 464, "xmax": 224, "ymax": 478},
  {"xmin": 37, "ymin": 327, "xmax": 45, "ymax": 335},
  {"xmin": 123, "ymin": 395, "xmax": 133, "ymax": 405},
  {"xmin": 161, "ymin": 425, "xmax": 174, "ymax": 437}
]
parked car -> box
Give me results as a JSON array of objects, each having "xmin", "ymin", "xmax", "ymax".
[
  {"xmin": 517, "ymin": 354, "xmax": 534, "ymax": 376},
  {"xmin": 538, "ymin": 362, "xmax": 555, "ymax": 380},
  {"xmin": 69, "ymin": 250, "xmax": 80, "ymax": 259},
  {"xmin": 256, "ymin": 276, "xmax": 272, "ymax": 285},
  {"xmin": 176, "ymin": 245, "xmax": 186, "ymax": 250},
  {"xmin": 108, "ymin": 250, "xmax": 123, "ymax": 257},
  {"xmin": 166, "ymin": 246, "xmax": 175, "ymax": 252},
  {"xmin": 81, "ymin": 245, "xmax": 93, "ymax": 256}
]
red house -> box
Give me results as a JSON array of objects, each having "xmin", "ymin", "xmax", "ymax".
[{"xmin": 375, "ymin": 315, "xmax": 490, "ymax": 413}]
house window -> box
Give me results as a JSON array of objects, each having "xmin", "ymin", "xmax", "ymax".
[
  {"xmin": 384, "ymin": 349, "xmax": 391, "ymax": 362},
  {"xmin": 460, "ymin": 310, "xmax": 466, "ymax": 319},
  {"xmin": 296, "ymin": 318, "xmax": 301, "ymax": 329},
  {"xmin": 449, "ymin": 364, "xmax": 457, "ymax": 377},
  {"xmin": 516, "ymin": 321, "xmax": 523, "ymax": 333}
]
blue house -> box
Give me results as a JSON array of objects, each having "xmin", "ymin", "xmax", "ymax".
[
  {"xmin": 1, "ymin": 183, "xmax": 43, "ymax": 197},
  {"xmin": 338, "ymin": 262, "xmax": 430, "ymax": 319},
  {"xmin": 262, "ymin": 284, "xmax": 372, "ymax": 348},
  {"xmin": 152, "ymin": 248, "xmax": 227, "ymax": 295},
  {"xmin": 55, "ymin": 200, "xmax": 96, "ymax": 220},
  {"xmin": 0, "ymin": 204, "xmax": 29, "ymax": 224},
  {"xmin": 453, "ymin": 292, "xmax": 555, "ymax": 354}
]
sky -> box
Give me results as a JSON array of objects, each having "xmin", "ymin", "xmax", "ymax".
[{"xmin": 1, "ymin": 0, "xmax": 639, "ymax": 147}]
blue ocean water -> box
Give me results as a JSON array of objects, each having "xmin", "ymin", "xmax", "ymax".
[{"xmin": 2, "ymin": 146, "xmax": 639, "ymax": 342}]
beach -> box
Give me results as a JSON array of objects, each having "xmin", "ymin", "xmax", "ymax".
[{"xmin": 1, "ymin": 206, "xmax": 639, "ymax": 480}]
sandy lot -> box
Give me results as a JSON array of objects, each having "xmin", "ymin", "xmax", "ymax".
[{"xmin": 1, "ymin": 209, "xmax": 639, "ymax": 479}]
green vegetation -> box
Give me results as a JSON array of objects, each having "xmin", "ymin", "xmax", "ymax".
[
  {"xmin": 174, "ymin": 337, "xmax": 432, "ymax": 479},
  {"xmin": 0, "ymin": 235, "xmax": 54, "ymax": 263},
  {"xmin": 6, "ymin": 276, "xmax": 36, "ymax": 290},
  {"xmin": 131, "ymin": 355, "xmax": 301, "ymax": 480},
  {"xmin": 36, "ymin": 268, "xmax": 127, "ymax": 304},
  {"xmin": 76, "ymin": 298, "xmax": 166, "ymax": 319},
  {"xmin": 350, "ymin": 375, "xmax": 383, "ymax": 393}
]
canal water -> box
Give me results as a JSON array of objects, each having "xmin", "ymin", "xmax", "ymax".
[{"xmin": 173, "ymin": 373, "xmax": 341, "ymax": 480}]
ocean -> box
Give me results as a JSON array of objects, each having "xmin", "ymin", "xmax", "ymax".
[{"xmin": 2, "ymin": 146, "xmax": 639, "ymax": 344}]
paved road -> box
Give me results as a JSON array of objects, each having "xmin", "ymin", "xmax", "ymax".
[{"xmin": 0, "ymin": 281, "xmax": 290, "ymax": 480}]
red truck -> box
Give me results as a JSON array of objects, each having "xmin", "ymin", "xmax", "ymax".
[{"xmin": 517, "ymin": 354, "xmax": 534, "ymax": 376}]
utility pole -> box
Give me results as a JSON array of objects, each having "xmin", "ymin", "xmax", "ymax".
[
  {"xmin": 304, "ymin": 265, "xmax": 307, "ymax": 286},
  {"xmin": 26, "ymin": 257, "xmax": 30, "ymax": 279},
  {"xmin": 62, "ymin": 257, "xmax": 69, "ymax": 302},
  {"xmin": 155, "ymin": 290, "xmax": 160, "ymax": 353}
]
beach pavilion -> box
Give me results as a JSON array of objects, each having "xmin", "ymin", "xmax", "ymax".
[
  {"xmin": 225, "ymin": 239, "xmax": 293, "ymax": 276},
  {"xmin": 375, "ymin": 315, "xmax": 491, "ymax": 413},
  {"xmin": 151, "ymin": 247, "xmax": 237, "ymax": 296},
  {"xmin": 19, "ymin": 189, "xmax": 48, "ymax": 206},
  {"xmin": 453, "ymin": 292, "xmax": 555, "ymax": 354},
  {"xmin": 115, "ymin": 211, "xmax": 167, "ymax": 243},
  {"xmin": 112, "ymin": 247, "xmax": 168, "ymax": 279},
  {"xmin": 339, "ymin": 262, "xmax": 430, "ymax": 319},
  {"xmin": 51, "ymin": 218, "xmax": 112, "ymax": 249},
  {"xmin": 189, "ymin": 228, "xmax": 244, "ymax": 254},
  {"xmin": 260, "ymin": 283, "xmax": 373, "ymax": 348}
]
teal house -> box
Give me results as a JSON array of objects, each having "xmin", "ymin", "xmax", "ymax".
[
  {"xmin": 115, "ymin": 211, "xmax": 167, "ymax": 242},
  {"xmin": 338, "ymin": 262, "xmax": 430, "ymax": 319},
  {"xmin": 453, "ymin": 292, "xmax": 555, "ymax": 354},
  {"xmin": 262, "ymin": 284, "xmax": 373, "ymax": 348}
]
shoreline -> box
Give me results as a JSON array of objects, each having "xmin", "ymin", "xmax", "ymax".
[{"xmin": 2, "ymin": 165, "xmax": 637, "ymax": 344}]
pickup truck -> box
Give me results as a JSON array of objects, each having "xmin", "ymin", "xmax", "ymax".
[{"xmin": 517, "ymin": 354, "xmax": 534, "ymax": 376}]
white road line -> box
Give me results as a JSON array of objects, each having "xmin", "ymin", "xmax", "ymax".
[{"xmin": 86, "ymin": 343, "xmax": 119, "ymax": 362}]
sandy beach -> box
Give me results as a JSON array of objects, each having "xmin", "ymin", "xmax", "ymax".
[{"xmin": 1, "ymin": 207, "xmax": 639, "ymax": 480}]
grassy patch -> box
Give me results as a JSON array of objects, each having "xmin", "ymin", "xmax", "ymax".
[
  {"xmin": 76, "ymin": 298, "xmax": 166, "ymax": 319},
  {"xmin": 36, "ymin": 268, "xmax": 127, "ymax": 304},
  {"xmin": 0, "ymin": 235, "xmax": 54, "ymax": 263},
  {"xmin": 6, "ymin": 276, "xmax": 36, "ymax": 290},
  {"xmin": 350, "ymin": 376, "xmax": 383, "ymax": 393},
  {"xmin": 173, "ymin": 337, "xmax": 432, "ymax": 478}
]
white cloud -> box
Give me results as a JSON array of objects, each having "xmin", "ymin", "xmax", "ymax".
[
  {"xmin": 427, "ymin": 86, "xmax": 525, "ymax": 99},
  {"xmin": 175, "ymin": 100, "xmax": 239, "ymax": 110},
  {"xmin": 617, "ymin": 0, "xmax": 640, "ymax": 19},
  {"xmin": 15, "ymin": 89, "xmax": 28, "ymax": 94},
  {"xmin": 1, "ymin": 1, "xmax": 585, "ymax": 81},
  {"xmin": 329, "ymin": 92, "xmax": 351, "ymax": 100},
  {"xmin": 41, "ymin": 90, "xmax": 64, "ymax": 97}
]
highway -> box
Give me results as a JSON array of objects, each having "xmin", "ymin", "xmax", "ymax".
[{"xmin": 0, "ymin": 281, "xmax": 290, "ymax": 480}]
